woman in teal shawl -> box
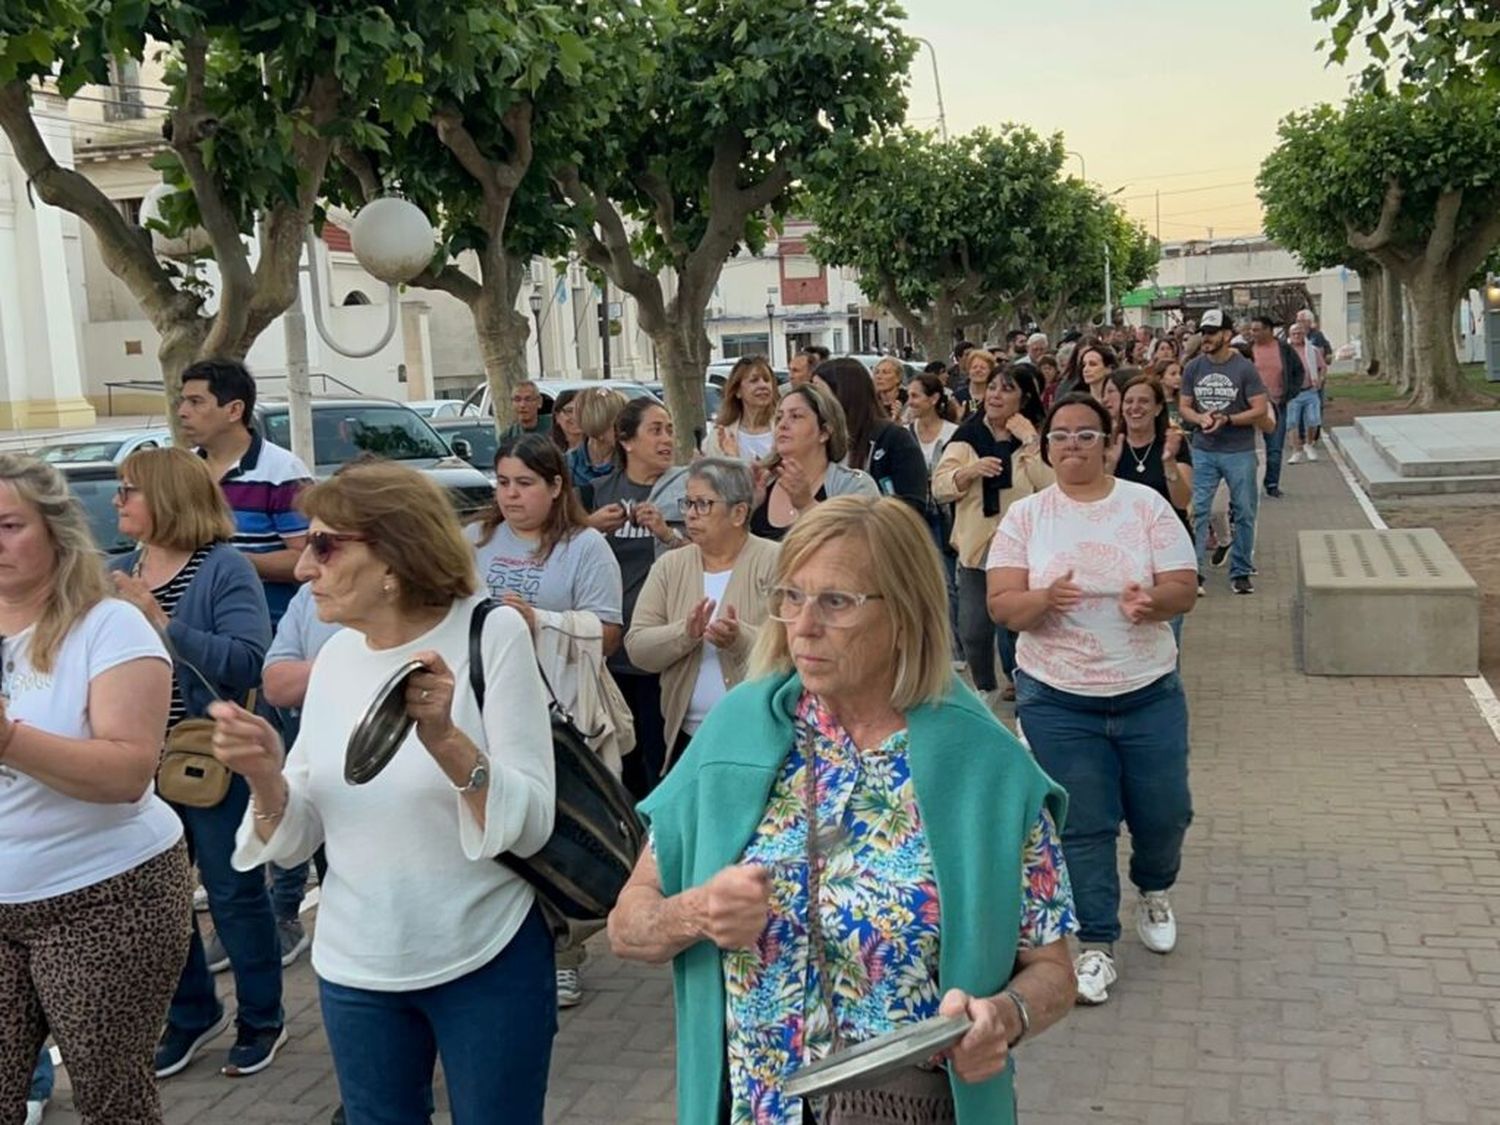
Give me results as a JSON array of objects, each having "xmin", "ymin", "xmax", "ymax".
[{"xmin": 607, "ymin": 496, "xmax": 1078, "ymax": 1124}]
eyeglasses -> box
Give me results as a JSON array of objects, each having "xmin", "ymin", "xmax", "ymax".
[
  {"xmin": 768, "ymin": 586, "xmax": 884, "ymax": 626},
  {"xmin": 1045, "ymin": 429, "xmax": 1105, "ymax": 448},
  {"xmin": 682, "ymin": 498, "xmax": 721, "ymax": 515},
  {"xmin": 115, "ymin": 484, "xmax": 140, "ymax": 501},
  {"xmin": 306, "ymin": 531, "xmax": 369, "ymax": 563}
]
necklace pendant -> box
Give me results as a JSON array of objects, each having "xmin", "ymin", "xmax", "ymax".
[{"xmin": 1136, "ymin": 463, "xmax": 1146, "ymax": 473}]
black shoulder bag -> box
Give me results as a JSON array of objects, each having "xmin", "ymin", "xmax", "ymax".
[{"xmin": 468, "ymin": 599, "xmax": 646, "ymax": 928}]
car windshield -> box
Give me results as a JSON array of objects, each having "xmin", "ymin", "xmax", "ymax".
[
  {"xmin": 35, "ymin": 440, "xmax": 126, "ymax": 464},
  {"xmin": 444, "ymin": 424, "xmax": 500, "ymax": 469},
  {"xmin": 263, "ymin": 406, "xmax": 452, "ymax": 464},
  {"xmin": 68, "ymin": 476, "xmax": 134, "ymax": 554}
]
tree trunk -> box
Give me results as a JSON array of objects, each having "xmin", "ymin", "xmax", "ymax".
[
  {"xmin": 1404, "ymin": 269, "xmax": 1474, "ymax": 408},
  {"xmin": 1356, "ymin": 265, "xmax": 1383, "ymax": 378},
  {"xmin": 471, "ymin": 285, "xmax": 530, "ymax": 432},
  {"xmin": 1381, "ymin": 269, "xmax": 1407, "ymax": 394},
  {"xmin": 651, "ymin": 302, "xmax": 711, "ymax": 461}
]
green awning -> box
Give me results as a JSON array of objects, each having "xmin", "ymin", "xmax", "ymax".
[{"xmin": 1121, "ymin": 285, "xmax": 1182, "ymax": 308}]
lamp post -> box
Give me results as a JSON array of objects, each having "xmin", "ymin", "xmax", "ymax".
[
  {"xmin": 766, "ymin": 296, "xmax": 776, "ymax": 359},
  {"xmin": 1485, "ymin": 275, "xmax": 1500, "ymax": 383},
  {"xmin": 529, "ymin": 287, "xmax": 544, "ymax": 376},
  {"xmin": 913, "ymin": 38, "xmax": 949, "ymax": 142}
]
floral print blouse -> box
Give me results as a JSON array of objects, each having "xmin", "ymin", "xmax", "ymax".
[{"xmin": 722, "ymin": 692, "xmax": 1076, "ymax": 1125}]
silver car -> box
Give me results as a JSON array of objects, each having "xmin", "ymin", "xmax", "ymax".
[{"xmin": 33, "ymin": 428, "xmax": 173, "ymax": 465}]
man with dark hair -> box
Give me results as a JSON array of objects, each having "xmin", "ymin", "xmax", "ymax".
[
  {"xmin": 177, "ymin": 359, "xmax": 313, "ymax": 627},
  {"xmin": 1007, "ymin": 329, "xmax": 1028, "ymax": 357},
  {"xmin": 787, "ymin": 345, "xmax": 830, "ymax": 386},
  {"xmin": 1180, "ymin": 309, "xmax": 1269, "ymax": 595},
  {"xmin": 1248, "ymin": 314, "xmax": 1305, "ymax": 498}
]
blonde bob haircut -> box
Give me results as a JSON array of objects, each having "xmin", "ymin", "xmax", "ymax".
[
  {"xmin": 0, "ymin": 453, "xmax": 108, "ymax": 675},
  {"xmin": 120, "ymin": 447, "xmax": 235, "ymax": 552},
  {"xmin": 575, "ymin": 386, "xmax": 629, "ymax": 441},
  {"xmin": 750, "ymin": 494, "xmax": 953, "ymax": 712},
  {"xmin": 300, "ymin": 460, "xmax": 476, "ymax": 612}
]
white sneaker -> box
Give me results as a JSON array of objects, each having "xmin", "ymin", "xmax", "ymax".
[
  {"xmin": 556, "ymin": 967, "xmax": 582, "ymax": 1008},
  {"xmin": 1073, "ymin": 948, "xmax": 1117, "ymax": 1005},
  {"xmin": 1287, "ymin": 450, "xmax": 1305, "ymax": 464},
  {"xmin": 1136, "ymin": 890, "xmax": 1178, "ymax": 954},
  {"xmin": 1305, "ymin": 445, "xmax": 1319, "ymax": 462},
  {"xmin": 193, "ymin": 884, "xmax": 209, "ymax": 913},
  {"xmin": 25, "ymin": 1100, "xmax": 45, "ymax": 1125}
]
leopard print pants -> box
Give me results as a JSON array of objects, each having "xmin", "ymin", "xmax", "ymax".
[{"xmin": 0, "ymin": 841, "xmax": 192, "ymax": 1125}]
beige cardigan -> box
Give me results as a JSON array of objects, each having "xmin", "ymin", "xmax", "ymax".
[
  {"xmin": 624, "ymin": 535, "xmax": 781, "ymax": 762},
  {"xmin": 932, "ymin": 438, "xmax": 1054, "ymax": 568}
]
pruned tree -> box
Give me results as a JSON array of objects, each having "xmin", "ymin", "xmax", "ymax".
[
  {"xmin": 331, "ymin": 0, "xmax": 662, "ymax": 429},
  {"xmin": 1257, "ymin": 86, "xmax": 1500, "ymax": 406},
  {"xmin": 806, "ymin": 126, "xmax": 1072, "ymax": 361},
  {"xmin": 554, "ymin": 0, "xmax": 913, "ymax": 456},
  {"xmin": 0, "ymin": 0, "xmax": 433, "ymax": 411}
]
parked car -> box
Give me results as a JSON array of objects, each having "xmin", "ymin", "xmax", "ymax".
[
  {"xmin": 461, "ymin": 379, "xmax": 660, "ymax": 419},
  {"xmin": 706, "ymin": 362, "xmax": 791, "ymax": 387},
  {"xmin": 255, "ymin": 399, "xmax": 494, "ymax": 516},
  {"xmin": 61, "ymin": 462, "xmax": 135, "ymax": 556},
  {"xmin": 405, "ymin": 398, "xmax": 476, "ymax": 420},
  {"xmin": 431, "ymin": 417, "xmax": 501, "ymax": 480},
  {"xmin": 845, "ymin": 354, "xmax": 924, "ymax": 383},
  {"xmin": 642, "ymin": 382, "xmax": 723, "ymax": 421},
  {"xmin": 33, "ymin": 428, "xmax": 173, "ymax": 465}
]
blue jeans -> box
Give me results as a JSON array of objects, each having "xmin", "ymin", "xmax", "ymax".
[
  {"xmin": 29, "ymin": 1049, "xmax": 52, "ymax": 1102},
  {"xmin": 1015, "ymin": 670, "xmax": 1193, "ymax": 945},
  {"xmin": 170, "ymin": 776, "xmax": 284, "ymax": 1032},
  {"xmin": 957, "ymin": 566, "xmax": 1013, "ymax": 692},
  {"xmin": 1190, "ymin": 448, "xmax": 1258, "ymax": 580},
  {"xmin": 319, "ymin": 905, "xmax": 557, "ymax": 1125},
  {"xmin": 1262, "ymin": 401, "xmax": 1289, "ymax": 491},
  {"xmin": 270, "ymin": 861, "xmax": 309, "ymax": 923}
]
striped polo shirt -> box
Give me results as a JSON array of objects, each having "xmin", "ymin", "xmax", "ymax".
[{"xmin": 200, "ymin": 431, "xmax": 313, "ymax": 626}]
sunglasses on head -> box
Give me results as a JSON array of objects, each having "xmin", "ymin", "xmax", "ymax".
[{"xmin": 306, "ymin": 531, "xmax": 368, "ymax": 563}]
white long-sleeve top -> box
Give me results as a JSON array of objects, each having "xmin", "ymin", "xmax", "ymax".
[{"xmin": 233, "ymin": 595, "xmax": 554, "ymax": 991}]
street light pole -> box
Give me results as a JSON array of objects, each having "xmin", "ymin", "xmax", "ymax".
[
  {"xmin": 529, "ymin": 288, "xmax": 544, "ymax": 376},
  {"xmin": 913, "ymin": 38, "xmax": 948, "ymax": 141},
  {"xmin": 766, "ymin": 297, "xmax": 776, "ymax": 359}
]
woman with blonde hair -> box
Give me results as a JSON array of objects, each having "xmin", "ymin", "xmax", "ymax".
[
  {"xmin": 0, "ymin": 453, "xmax": 189, "ymax": 1124},
  {"xmin": 211, "ymin": 460, "xmax": 557, "ymax": 1122},
  {"xmin": 871, "ymin": 356, "xmax": 907, "ymax": 421},
  {"xmin": 703, "ymin": 355, "xmax": 778, "ymax": 463},
  {"xmin": 568, "ymin": 386, "xmax": 629, "ymax": 488},
  {"xmin": 609, "ymin": 495, "xmax": 1077, "ymax": 1125},
  {"xmin": 107, "ymin": 448, "xmax": 281, "ymax": 1080},
  {"xmin": 954, "ymin": 348, "xmax": 997, "ymax": 417}
]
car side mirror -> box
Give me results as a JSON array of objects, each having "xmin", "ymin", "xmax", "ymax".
[{"xmin": 450, "ymin": 438, "xmax": 472, "ymax": 461}]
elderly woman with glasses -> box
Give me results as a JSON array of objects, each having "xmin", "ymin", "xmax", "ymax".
[
  {"xmin": 625, "ymin": 458, "xmax": 780, "ymax": 770},
  {"xmin": 609, "ymin": 496, "xmax": 1077, "ymax": 1125},
  {"xmin": 208, "ymin": 460, "xmax": 557, "ymax": 1124},
  {"xmin": 107, "ymin": 449, "xmax": 282, "ymax": 1080},
  {"xmin": 988, "ymin": 394, "xmax": 1198, "ymax": 1009}
]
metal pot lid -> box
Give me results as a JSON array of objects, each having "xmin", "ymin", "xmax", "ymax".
[
  {"xmin": 344, "ymin": 659, "xmax": 427, "ymax": 786},
  {"xmin": 781, "ymin": 1014, "xmax": 971, "ymax": 1100}
]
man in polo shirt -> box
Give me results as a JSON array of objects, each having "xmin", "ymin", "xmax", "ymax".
[
  {"xmin": 177, "ymin": 359, "xmax": 312, "ymax": 628},
  {"xmin": 499, "ymin": 380, "xmax": 553, "ymax": 442}
]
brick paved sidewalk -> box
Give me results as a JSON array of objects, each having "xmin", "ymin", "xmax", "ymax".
[{"xmin": 40, "ymin": 455, "xmax": 1500, "ymax": 1124}]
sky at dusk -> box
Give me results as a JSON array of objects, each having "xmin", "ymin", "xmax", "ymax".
[{"xmin": 901, "ymin": 0, "xmax": 1367, "ymax": 241}]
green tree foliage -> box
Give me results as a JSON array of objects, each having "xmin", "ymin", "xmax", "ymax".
[
  {"xmin": 806, "ymin": 128, "xmax": 1152, "ymax": 357},
  {"xmin": 0, "ymin": 0, "xmax": 435, "ymax": 404},
  {"xmin": 556, "ymin": 0, "xmax": 914, "ymax": 455},
  {"xmin": 1314, "ymin": 0, "xmax": 1500, "ymax": 89},
  {"xmin": 1258, "ymin": 83, "xmax": 1500, "ymax": 404}
]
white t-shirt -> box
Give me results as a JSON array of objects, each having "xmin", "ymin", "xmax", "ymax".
[
  {"xmin": 736, "ymin": 427, "xmax": 775, "ymax": 463},
  {"xmin": 233, "ymin": 595, "xmax": 555, "ymax": 991},
  {"xmin": 913, "ymin": 420, "xmax": 959, "ymax": 469},
  {"xmin": 466, "ymin": 522, "xmax": 623, "ymax": 624},
  {"xmin": 988, "ymin": 480, "xmax": 1197, "ymax": 696},
  {"xmin": 0, "ymin": 599, "xmax": 179, "ymax": 903},
  {"xmin": 682, "ymin": 568, "xmax": 734, "ymax": 736}
]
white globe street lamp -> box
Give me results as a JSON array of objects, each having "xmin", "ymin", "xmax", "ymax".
[{"xmin": 138, "ymin": 182, "xmax": 212, "ymax": 259}]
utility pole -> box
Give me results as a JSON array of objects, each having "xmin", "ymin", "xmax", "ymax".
[
  {"xmin": 914, "ymin": 38, "xmax": 948, "ymax": 141},
  {"xmin": 1155, "ymin": 190, "xmax": 1161, "ymax": 244},
  {"xmin": 598, "ymin": 280, "xmax": 612, "ymax": 379}
]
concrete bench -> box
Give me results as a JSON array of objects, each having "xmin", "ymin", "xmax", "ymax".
[{"xmin": 1296, "ymin": 529, "xmax": 1479, "ymax": 676}]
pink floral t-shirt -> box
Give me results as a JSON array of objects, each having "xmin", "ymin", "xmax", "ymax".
[{"xmin": 988, "ymin": 480, "xmax": 1197, "ymax": 696}]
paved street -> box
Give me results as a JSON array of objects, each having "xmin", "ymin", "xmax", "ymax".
[{"xmin": 41, "ymin": 453, "xmax": 1500, "ymax": 1124}]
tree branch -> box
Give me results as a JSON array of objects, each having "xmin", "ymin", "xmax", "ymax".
[
  {"xmin": 1452, "ymin": 193, "xmax": 1500, "ymax": 286},
  {"xmin": 244, "ymin": 71, "xmax": 343, "ymax": 345},
  {"xmin": 1424, "ymin": 188, "xmax": 1462, "ymax": 272},
  {"xmin": 735, "ymin": 161, "xmax": 794, "ymax": 215},
  {"xmin": 873, "ymin": 266, "xmax": 925, "ymax": 340},
  {"xmin": 494, "ymin": 101, "xmax": 533, "ymax": 192},
  {"xmin": 334, "ymin": 141, "xmax": 383, "ymax": 203},
  {"xmin": 0, "ymin": 81, "xmax": 197, "ymax": 331},
  {"xmin": 555, "ymin": 165, "xmax": 665, "ymax": 325},
  {"xmin": 410, "ymin": 262, "xmax": 482, "ymax": 306},
  {"xmin": 1347, "ymin": 179, "xmax": 1403, "ymax": 253},
  {"xmin": 173, "ymin": 36, "xmax": 254, "ymax": 354},
  {"xmin": 636, "ymin": 167, "xmax": 687, "ymax": 260}
]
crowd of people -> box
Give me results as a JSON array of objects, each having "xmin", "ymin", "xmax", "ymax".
[{"xmin": 0, "ymin": 308, "xmax": 1334, "ymax": 1124}]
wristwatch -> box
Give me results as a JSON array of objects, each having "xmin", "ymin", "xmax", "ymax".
[{"xmin": 453, "ymin": 752, "xmax": 490, "ymax": 794}]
